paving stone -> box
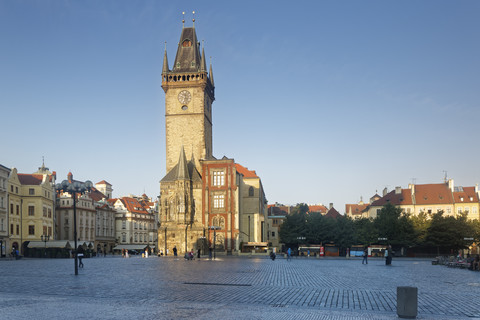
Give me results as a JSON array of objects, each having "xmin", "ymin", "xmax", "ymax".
[{"xmin": 0, "ymin": 256, "xmax": 479, "ymax": 319}]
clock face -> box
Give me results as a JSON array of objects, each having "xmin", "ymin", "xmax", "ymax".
[{"xmin": 178, "ymin": 90, "xmax": 192, "ymax": 104}]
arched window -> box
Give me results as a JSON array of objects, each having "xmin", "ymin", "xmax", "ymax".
[
  {"xmin": 249, "ymin": 186, "xmax": 254, "ymax": 197},
  {"xmin": 212, "ymin": 217, "xmax": 218, "ymax": 227},
  {"xmin": 219, "ymin": 217, "xmax": 225, "ymax": 229}
]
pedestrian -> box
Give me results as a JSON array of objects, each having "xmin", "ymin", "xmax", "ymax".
[
  {"xmin": 209, "ymin": 247, "xmax": 213, "ymax": 260},
  {"xmin": 145, "ymin": 249, "xmax": 149, "ymax": 258},
  {"xmin": 173, "ymin": 246, "xmax": 178, "ymax": 258},
  {"xmin": 346, "ymin": 248, "xmax": 350, "ymax": 259},
  {"xmin": 386, "ymin": 245, "xmax": 392, "ymax": 265},
  {"xmin": 166, "ymin": 248, "xmax": 169, "ymax": 256},
  {"xmin": 384, "ymin": 247, "xmax": 389, "ymax": 265},
  {"xmin": 287, "ymin": 247, "xmax": 292, "ymax": 261},
  {"xmin": 307, "ymin": 249, "xmax": 310, "ymax": 257},
  {"xmin": 362, "ymin": 247, "xmax": 368, "ymax": 264},
  {"xmin": 125, "ymin": 249, "xmax": 129, "ymax": 258},
  {"xmin": 77, "ymin": 245, "xmax": 85, "ymax": 268},
  {"xmin": 197, "ymin": 248, "xmax": 201, "ymax": 259}
]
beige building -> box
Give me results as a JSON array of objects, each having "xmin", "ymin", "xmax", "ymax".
[
  {"xmin": 365, "ymin": 179, "xmax": 479, "ymax": 220},
  {"xmin": 8, "ymin": 164, "xmax": 56, "ymax": 255},
  {"xmin": 56, "ymin": 173, "xmax": 96, "ymax": 247},
  {"xmin": 0, "ymin": 164, "xmax": 10, "ymax": 257},
  {"xmin": 267, "ymin": 205, "xmax": 290, "ymax": 252},
  {"xmin": 112, "ymin": 196, "xmax": 156, "ymax": 251}
]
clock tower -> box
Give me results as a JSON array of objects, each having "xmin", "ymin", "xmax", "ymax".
[{"xmin": 161, "ymin": 24, "xmax": 215, "ymax": 173}]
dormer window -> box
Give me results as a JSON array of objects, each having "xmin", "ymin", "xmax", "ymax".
[{"xmin": 182, "ymin": 39, "xmax": 192, "ymax": 47}]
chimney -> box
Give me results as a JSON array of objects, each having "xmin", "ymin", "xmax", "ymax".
[
  {"xmin": 329, "ymin": 203, "xmax": 333, "ymax": 210},
  {"xmin": 395, "ymin": 186, "xmax": 402, "ymax": 195},
  {"xmin": 383, "ymin": 187, "xmax": 388, "ymax": 196},
  {"xmin": 448, "ymin": 179, "xmax": 454, "ymax": 192},
  {"xmin": 68, "ymin": 172, "xmax": 73, "ymax": 183}
]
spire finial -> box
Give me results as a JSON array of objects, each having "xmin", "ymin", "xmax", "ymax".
[
  {"xmin": 42, "ymin": 156, "xmax": 45, "ymax": 166},
  {"xmin": 182, "ymin": 11, "xmax": 185, "ymax": 27},
  {"xmin": 192, "ymin": 11, "xmax": 195, "ymax": 26}
]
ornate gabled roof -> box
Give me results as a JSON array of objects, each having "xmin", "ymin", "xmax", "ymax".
[
  {"xmin": 172, "ymin": 27, "xmax": 202, "ymax": 73},
  {"xmin": 160, "ymin": 146, "xmax": 202, "ymax": 183}
]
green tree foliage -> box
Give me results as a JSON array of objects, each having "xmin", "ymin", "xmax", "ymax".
[
  {"xmin": 425, "ymin": 212, "xmax": 475, "ymax": 253},
  {"xmin": 353, "ymin": 218, "xmax": 377, "ymax": 245},
  {"xmin": 409, "ymin": 211, "xmax": 431, "ymax": 245},
  {"xmin": 373, "ymin": 203, "xmax": 415, "ymax": 247},
  {"xmin": 278, "ymin": 203, "xmax": 308, "ymax": 247}
]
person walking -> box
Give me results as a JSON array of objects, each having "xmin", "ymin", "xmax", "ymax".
[
  {"xmin": 173, "ymin": 246, "xmax": 178, "ymax": 258},
  {"xmin": 362, "ymin": 247, "xmax": 368, "ymax": 264},
  {"xmin": 386, "ymin": 245, "xmax": 392, "ymax": 265},
  {"xmin": 77, "ymin": 245, "xmax": 85, "ymax": 268},
  {"xmin": 385, "ymin": 246, "xmax": 389, "ymax": 265},
  {"xmin": 287, "ymin": 248, "xmax": 292, "ymax": 261},
  {"xmin": 197, "ymin": 248, "xmax": 201, "ymax": 259}
]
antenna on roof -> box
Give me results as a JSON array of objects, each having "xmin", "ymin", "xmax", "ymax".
[
  {"xmin": 411, "ymin": 178, "xmax": 416, "ymax": 185},
  {"xmin": 443, "ymin": 170, "xmax": 447, "ymax": 183},
  {"xmin": 192, "ymin": 10, "xmax": 195, "ymax": 26},
  {"xmin": 182, "ymin": 12, "xmax": 185, "ymax": 27}
]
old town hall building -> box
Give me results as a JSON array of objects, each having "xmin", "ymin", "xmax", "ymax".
[{"xmin": 158, "ymin": 22, "xmax": 267, "ymax": 255}]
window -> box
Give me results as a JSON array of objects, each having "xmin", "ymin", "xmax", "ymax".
[
  {"xmin": 15, "ymin": 187, "xmax": 18, "ymax": 193},
  {"xmin": 29, "ymin": 188, "xmax": 34, "ymax": 195},
  {"xmin": 122, "ymin": 221, "xmax": 126, "ymax": 229},
  {"xmin": 447, "ymin": 208, "xmax": 452, "ymax": 214},
  {"xmin": 65, "ymin": 218, "xmax": 68, "ymax": 225},
  {"xmin": 427, "ymin": 208, "xmax": 432, "ymax": 214},
  {"xmin": 48, "ymin": 208, "xmax": 51, "ymax": 218},
  {"xmin": 248, "ymin": 186, "xmax": 254, "ymax": 197},
  {"xmin": 0, "ymin": 218, "xmax": 3, "ymax": 232},
  {"xmin": 134, "ymin": 234, "xmax": 138, "ymax": 242},
  {"xmin": 457, "ymin": 207, "xmax": 462, "ymax": 214},
  {"xmin": 48, "ymin": 227, "xmax": 52, "ymax": 236},
  {"xmin": 0, "ymin": 197, "xmax": 3, "ymax": 208},
  {"xmin": 10, "ymin": 224, "xmax": 13, "ymax": 234},
  {"xmin": 29, "ymin": 225, "xmax": 35, "ymax": 235},
  {"xmin": 473, "ymin": 207, "xmax": 478, "ymax": 214},
  {"xmin": 213, "ymin": 171, "xmax": 225, "ymax": 186},
  {"xmin": 122, "ymin": 233, "xmax": 126, "ymax": 242},
  {"xmin": 16, "ymin": 205, "xmax": 19, "ymax": 215},
  {"xmin": 213, "ymin": 194, "xmax": 224, "ymax": 209},
  {"xmin": 465, "ymin": 207, "xmax": 470, "ymax": 213},
  {"xmin": 43, "ymin": 207, "xmax": 47, "ymax": 217},
  {"xmin": 272, "ymin": 231, "xmax": 276, "ymax": 237},
  {"xmin": 144, "ymin": 234, "xmax": 147, "ymax": 242},
  {"xmin": 10, "ymin": 185, "xmax": 13, "ymax": 192},
  {"xmin": 16, "ymin": 225, "xmax": 19, "ymax": 235},
  {"xmin": 43, "ymin": 226, "xmax": 47, "ymax": 235},
  {"xmin": 182, "ymin": 39, "xmax": 192, "ymax": 47},
  {"xmin": 28, "ymin": 206, "xmax": 35, "ymax": 216},
  {"xmin": 134, "ymin": 222, "xmax": 137, "ymax": 229},
  {"xmin": 10, "ymin": 203, "xmax": 13, "ymax": 214}
]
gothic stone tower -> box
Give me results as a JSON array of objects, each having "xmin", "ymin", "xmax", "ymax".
[
  {"xmin": 161, "ymin": 25, "xmax": 215, "ymax": 173},
  {"xmin": 159, "ymin": 23, "xmax": 215, "ymax": 254}
]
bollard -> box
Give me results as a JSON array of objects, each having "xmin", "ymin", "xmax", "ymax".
[{"xmin": 397, "ymin": 286, "xmax": 417, "ymax": 319}]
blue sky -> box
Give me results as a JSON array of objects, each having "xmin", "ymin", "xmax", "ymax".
[{"xmin": 1, "ymin": 1, "xmax": 479, "ymax": 211}]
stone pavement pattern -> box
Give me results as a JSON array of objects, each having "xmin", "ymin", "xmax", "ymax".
[{"xmin": 0, "ymin": 256, "xmax": 479, "ymax": 319}]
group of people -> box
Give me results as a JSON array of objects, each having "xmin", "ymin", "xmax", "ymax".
[{"xmin": 121, "ymin": 248, "xmax": 130, "ymax": 258}]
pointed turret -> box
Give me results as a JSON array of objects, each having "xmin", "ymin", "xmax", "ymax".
[
  {"xmin": 201, "ymin": 47, "xmax": 207, "ymax": 72},
  {"xmin": 209, "ymin": 62, "xmax": 214, "ymax": 87},
  {"xmin": 172, "ymin": 27, "xmax": 201, "ymax": 72},
  {"xmin": 176, "ymin": 146, "xmax": 190, "ymax": 181},
  {"xmin": 162, "ymin": 47, "xmax": 169, "ymax": 74}
]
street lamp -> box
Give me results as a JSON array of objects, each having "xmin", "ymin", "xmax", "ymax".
[
  {"xmin": 209, "ymin": 226, "xmax": 221, "ymax": 260},
  {"xmin": 56, "ymin": 178, "xmax": 93, "ymax": 275},
  {"xmin": 41, "ymin": 234, "xmax": 50, "ymax": 257}
]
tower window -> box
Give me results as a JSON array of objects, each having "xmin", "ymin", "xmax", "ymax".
[
  {"xmin": 213, "ymin": 194, "xmax": 225, "ymax": 209},
  {"xmin": 212, "ymin": 171, "xmax": 225, "ymax": 186},
  {"xmin": 248, "ymin": 186, "xmax": 254, "ymax": 197},
  {"xmin": 182, "ymin": 40, "xmax": 192, "ymax": 47},
  {"xmin": 182, "ymin": 105, "xmax": 188, "ymax": 111}
]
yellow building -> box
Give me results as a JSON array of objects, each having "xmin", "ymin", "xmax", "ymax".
[
  {"xmin": 8, "ymin": 164, "xmax": 55, "ymax": 255},
  {"xmin": 366, "ymin": 179, "xmax": 479, "ymax": 220}
]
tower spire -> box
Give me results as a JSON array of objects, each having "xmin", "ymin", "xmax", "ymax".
[
  {"xmin": 201, "ymin": 41, "xmax": 206, "ymax": 72},
  {"xmin": 176, "ymin": 146, "xmax": 190, "ymax": 180},
  {"xmin": 209, "ymin": 56, "xmax": 214, "ymax": 87},
  {"xmin": 162, "ymin": 42, "xmax": 169, "ymax": 74}
]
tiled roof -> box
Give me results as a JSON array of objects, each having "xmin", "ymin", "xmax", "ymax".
[
  {"xmin": 88, "ymin": 188, "xmax": 106, "ymax": 202},
  {"xmin": 413, "ymin": 183, "xmax": 453, "ymax": 205},
  {"xmin": 96, "ymin": 180, "xmax": 112, "ymax": 186},
  {"xmin": 18, "ymin": 174, "xmax": 44, "ymax": 185},
  {"xmin": 120, "ymin": 197, "xmax": 150, "ymax": 214},
  {"xmin": 325, "ymin": 207, "xmax": 341, "ymax": 219},
  {"xmin": 371, "ymin": 189, "xmax": 413, "ymax": 206},
  {"xmin": 309, "ymin": 205, "xmax": 328, "ymax": 214},
  {"xmin": 268, "ymin": 206, "xmax": 288, "ymax": 216},
  {"xmin": 235, "ymin": 163, "xmax": 258, "ymax": 178},
  {"xmin": 345, "ymin": 203, "xmax": 369, "ymax": 215},
  {"xmin": 453, "ymin": 186, "xmax": 479, "ymax": 203}
]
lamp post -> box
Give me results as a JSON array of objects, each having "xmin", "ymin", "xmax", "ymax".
[
  {"xmin": 41, "ymin": 234, "xmax": 50, "ymax": 257},
  {"xmin": 56, "ymin": 178, "xmax": 93, "ymax": 275},
  {"xmin": 209, "ymin": 226, "xmax": 221, "ymax": 260}
]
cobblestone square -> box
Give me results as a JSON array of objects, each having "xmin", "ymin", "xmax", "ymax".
[{"xmin": 1, "ymin": 256, "xmax": 479, "ymax": 319}]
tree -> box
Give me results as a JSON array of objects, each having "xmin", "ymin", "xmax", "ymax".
[
  {"xmin": 409, "ymin": 211, "xmax": 431, "ymax": 246},
  {"xmin": 425, "ymin": 212, "xmax": 474, "ymax": 254},
  {"xmin": 353, "ymin": 217, "xmax": 376, "ymax": 245},
  {"xmin": 373, "ymin": 203, "xmax": 415, "ymax": 247},
  {"xmin": 279, "ymin": 203, "xmax": 309, "ymax": 248}
]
